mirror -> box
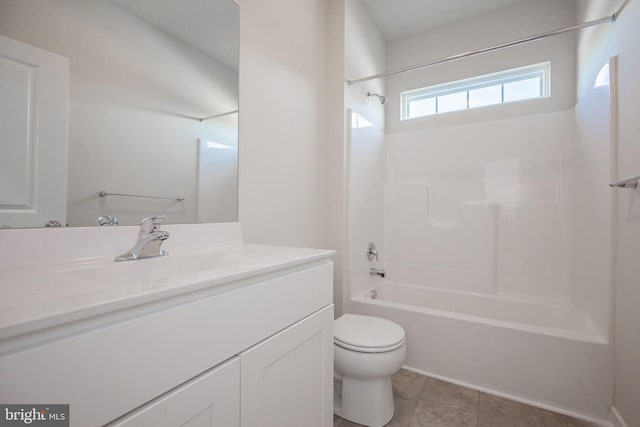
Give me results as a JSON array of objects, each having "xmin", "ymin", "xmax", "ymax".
[{"xmin": 0, "ymin": 0, "xmax": 238, "ymax": 228}]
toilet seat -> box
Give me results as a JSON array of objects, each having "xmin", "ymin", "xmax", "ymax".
[
  {"xmin": 334, "ymin": 314, "xmax": 405, "ymax": 353},
  {"xmin": 334, "ymin": 338, "xmax": 405, "ymax": 353}
]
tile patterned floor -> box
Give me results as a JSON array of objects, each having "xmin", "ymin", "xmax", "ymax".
[{"xmin": 334, "ymin": 369, "xmax": 598, "ymax": 427}]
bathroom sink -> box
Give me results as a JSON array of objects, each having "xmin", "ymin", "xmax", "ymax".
[
  {"xmin": 58, "ymin": 249, "xmax": 262, "ymax": 288},
  {"xmin": 0, "ymin": 223, "xmax": 334, "ymax": 347}
]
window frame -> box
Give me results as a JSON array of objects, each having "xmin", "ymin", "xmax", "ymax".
[{"xmin": 401, "ymin": 62, "xmax": 551, "ymax": 120}]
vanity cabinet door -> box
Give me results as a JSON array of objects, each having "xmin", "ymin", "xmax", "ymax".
[
  {"xmin": 108, "ymin": 357, "xmax": 240, "ymax": 427},
  {"xmin": 240, "ymin": 305, "xmax": 334, "ymax": 427}
]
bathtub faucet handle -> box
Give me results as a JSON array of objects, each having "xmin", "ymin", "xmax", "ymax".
[
  {"xmin": 369, "ymin": 268, "xmax": 385, "ymax": 278},
  {"xmin": 366, "ymin": 242, "xmax": 378, "ymax": 261}
]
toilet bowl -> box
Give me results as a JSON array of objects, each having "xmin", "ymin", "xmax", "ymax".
[{"xmin": 333, "ymin": 314, "xmax": 406, "ymax": 427}]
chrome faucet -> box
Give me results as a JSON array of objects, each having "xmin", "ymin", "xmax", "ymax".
[
  {"xmin": 98, "ymin": 215, "xmax": 118, "ymax": 226},
  {"xmin": 369, "ymin": 268, "xmax": 385, "ymax": 278},
  {"xmin": 115, "ymin": 216, "xmax": 169, "ymax": 261}
]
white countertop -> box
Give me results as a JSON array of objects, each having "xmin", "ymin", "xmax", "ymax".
[{"xmin": 0, "ymin": 223, "xmax": 334, "ymax": 340}]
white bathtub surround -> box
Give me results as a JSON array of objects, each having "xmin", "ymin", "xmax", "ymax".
[
  {"xmin": 385, "ymin": 184, "xmax": 498, "ymax": 294},
  {"xmin": 346, "ymin": 52, "xmax": 616, "ymax": 422},
  {"xmin": 347, "ymin": 112, "xmax": 387, "ymax": 302},
  {"xmin": 383, "ymin": 112, "xmax": 575, "ymax": 305}
]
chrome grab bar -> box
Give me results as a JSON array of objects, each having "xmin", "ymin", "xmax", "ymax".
[
  {"xmin": 99, "ymin": 191, "xmax": 185, "ymax": 202},
  {"xmin": 609, "ymin": 176, "xmax": 640, "ymax": 189}
]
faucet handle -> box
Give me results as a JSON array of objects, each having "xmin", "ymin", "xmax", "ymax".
[
  {"xmin": 366, "ymin": 242, "xmax": 378, "ymax": 261},
  {"xmin": 140, "ymin": 216, "xmax": 165, "ymax": 233}
]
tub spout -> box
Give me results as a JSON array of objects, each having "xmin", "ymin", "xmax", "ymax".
[{"xmin": 369, "ymin": 268, "xmax": 385, "ymax": 278}]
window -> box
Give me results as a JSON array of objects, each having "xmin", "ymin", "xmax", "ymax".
[{"xmin": 401, "ymin": 62, "xmax": 550, "ymax": 120}]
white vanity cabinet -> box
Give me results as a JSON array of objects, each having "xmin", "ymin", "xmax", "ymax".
[
  {"xmin": 241, "ymin": 305, "xmax": 333, "ymax": 427},
  {"xmin": 110, "ymin": 305, "xmax": 333, "ymax": 427},
  {"xmin": 0, "ymin": 231, "xmax": 334, "ymax": 427},
  {"xmin": 109, "ymin": 357, "xmax": 241, "ymax": 427}
]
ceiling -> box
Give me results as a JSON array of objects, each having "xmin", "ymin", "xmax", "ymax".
[
  {"xmin": 360, "ymin": 0, "xmax": 533, "ymax": 42},
  {"xmin": 111, "ymin": 0, "xmax": 238, "ymax": 71}
]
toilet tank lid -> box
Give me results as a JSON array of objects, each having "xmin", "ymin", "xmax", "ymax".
[{"xmin": 334, "ymin": 314, "xmax": 405, "ymax": 349}]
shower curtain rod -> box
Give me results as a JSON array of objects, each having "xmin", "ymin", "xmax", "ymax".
[
  {"xmin": 199, "ymin": 109, "xmax": 239, "ymax": 122},
  {"xmin": 346, "ymin": 13, "xmax": 619, "ymax": 86}
]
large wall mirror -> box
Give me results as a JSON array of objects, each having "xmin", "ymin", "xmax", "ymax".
[{"xmin": 0, "ymin": 0, "xmax": 239, "ymax": 228}]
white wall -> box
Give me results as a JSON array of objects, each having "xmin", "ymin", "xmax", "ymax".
[
  {"xmin": 236, "ymin": 0, "xmax": 329, "ymax": 248},
  {"xmin": 327, "ymin": 0, "xmax": 347, "ymax": 317},
  {"xmin": 344, "ymin": 0, "xmax": 386, "ymax": 130},
  {"xmin": 324, "ymin": 0, "xmax": 388, "ymax": 317},
  {"xmin": 385, "ymin": 0, "xmax": 576, "ymax": 133},
  {"xmin": 0, "ymin": 0, "xmax": 238, "ymax": 227},
  {"xmin": 576, "ymin": 1, "xmax": 640, "ymax": 426}
]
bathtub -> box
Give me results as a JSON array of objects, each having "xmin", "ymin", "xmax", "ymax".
[{"xmin": 349, "ymin": 280, "xmax": 613, "ymax": 423}]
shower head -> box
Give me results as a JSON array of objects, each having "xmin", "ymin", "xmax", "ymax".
[{"xmin": 367, "ymin": 92, "xmax": 387, "ymax": 105}]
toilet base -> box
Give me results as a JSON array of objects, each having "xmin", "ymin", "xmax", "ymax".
[{"xmin": 334, "ymin": 376, "xmax": 395, "ymax": 427}]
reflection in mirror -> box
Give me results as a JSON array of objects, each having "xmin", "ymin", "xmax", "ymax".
[{"xmin": 0, "ymin": 0, "xmax": 238, "ymax": 228}]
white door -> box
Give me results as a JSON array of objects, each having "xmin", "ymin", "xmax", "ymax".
[
  {"xmin": 241, "ymin": 305, "xmax": 334, "ymax": 427},
  {"xmin": 0, "ymin": 35, "xmax": 68, "ymax": 228},
  {"xmin": 108, "ymin": 357, "xmax": 240, "ymax": 427}
]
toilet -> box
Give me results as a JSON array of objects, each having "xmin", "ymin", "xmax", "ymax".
[{"xmin": 333, "ymin": 314, "xmax": 406, "ymax": 427}]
